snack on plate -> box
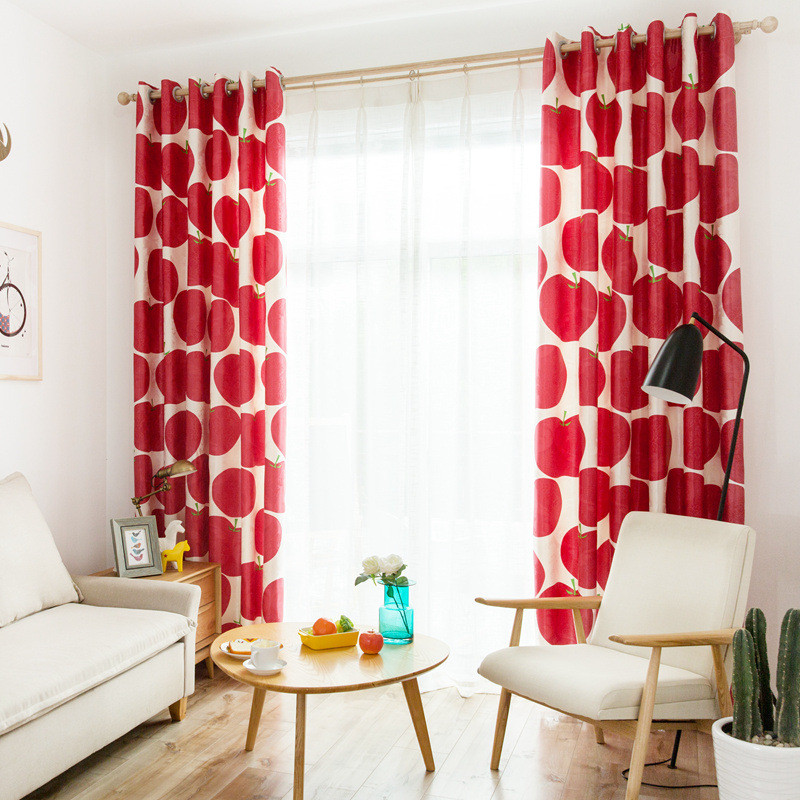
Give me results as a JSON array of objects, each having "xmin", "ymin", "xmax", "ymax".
[{"xmin": 228, "ymin": 638, "xmax": 258, "ymax": 656}]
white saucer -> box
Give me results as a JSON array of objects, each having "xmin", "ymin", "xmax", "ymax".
[{"xmin": 243, "ymin": 657, "xmax": 287, "ymax": 676}]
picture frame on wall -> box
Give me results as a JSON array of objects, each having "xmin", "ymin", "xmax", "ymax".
[
  {"xmin": 110, "ymin": 516, "xmax": 163, "ymax": 578},
  {"xmin": 0, "ymin": 221, "xmax": 42, "ymax": 380}
]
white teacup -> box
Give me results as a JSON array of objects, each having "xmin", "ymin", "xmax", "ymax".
[{"xmin": 250, "ymin": 638, "xmax": 281, "ymax": 669}]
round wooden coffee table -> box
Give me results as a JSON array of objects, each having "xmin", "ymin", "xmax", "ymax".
[{"xmin": 211, "ymin": 622, "xmax": 449, "ymax": 800}]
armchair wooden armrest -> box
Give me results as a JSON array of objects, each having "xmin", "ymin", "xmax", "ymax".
[
  {"xmin": 475, "ymin": 595, "xmax": 602, "ymax": 647},
  {"xmin": 608, "ymin": 628, "xmax": 737, "ymax": 648},
  {"xmin": 475, "ymin": 596, "xmax": 602, "ymax": 610}
]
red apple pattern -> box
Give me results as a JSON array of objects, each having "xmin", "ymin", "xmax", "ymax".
[
  {"xmin": 535, "ymin": 16, "xmax": 744, "ymax": 642},
  {"xmin": 134, "ymin": 70, "xmax": 286, "ymax": 629}
]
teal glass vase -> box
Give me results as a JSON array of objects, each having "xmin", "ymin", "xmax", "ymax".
[{"xmin": 378, "ymin": 580, "xmax": 415, "ymax": 644}]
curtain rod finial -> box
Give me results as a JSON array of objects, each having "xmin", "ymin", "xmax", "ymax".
[
  {"xmin": 117, "ymin": 91, "xmax": 133, "ymax": 106},
  {"xmin": 760, "ymin": 16, "xmax": 779, "ymax": 34}
]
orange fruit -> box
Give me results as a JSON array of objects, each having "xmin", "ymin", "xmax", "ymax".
[{"xmin": 312, "ymin": 617, "xmax": 337, "ymax": 635}]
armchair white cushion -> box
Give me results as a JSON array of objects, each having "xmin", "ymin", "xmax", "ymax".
[{"xmin": 476, "ymin": 511, "xmax": 755, "ymax": 800}]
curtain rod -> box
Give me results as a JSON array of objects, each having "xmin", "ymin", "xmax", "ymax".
[{"xmin": 117, "ymin": 15, "xmax": 777, "ymax": 106}]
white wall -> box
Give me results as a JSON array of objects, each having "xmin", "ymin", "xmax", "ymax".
[
  {"xmin": 0, "ymin": 0, "xmax": 108, "ymax": 574},
  {"xmin": 100, "ymin": 0, "xmax": 799, "ymax": 647}
]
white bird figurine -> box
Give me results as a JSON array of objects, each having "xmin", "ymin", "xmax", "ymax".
[{"xmin": 160, "ymin": 520, "xmax": 185, "ymax": 553}]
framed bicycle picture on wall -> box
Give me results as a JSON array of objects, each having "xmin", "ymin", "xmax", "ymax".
[{"xmin": 0, "ymin": 221, "xmax": 42, "ymax": 380}]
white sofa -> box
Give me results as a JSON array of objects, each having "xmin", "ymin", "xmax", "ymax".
[{"xmin": 0, "ymin": 473, "xmax": 201, "ymax": 800}]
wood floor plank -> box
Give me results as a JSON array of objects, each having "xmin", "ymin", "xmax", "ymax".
[{"xmin": 22, "ymin": 670, "xmax": 720, "ymax": 800}]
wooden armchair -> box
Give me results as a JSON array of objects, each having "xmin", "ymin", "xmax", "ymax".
[{"xmin": 476, "ymin": 511, "xmax": 756, "ymax": 800}]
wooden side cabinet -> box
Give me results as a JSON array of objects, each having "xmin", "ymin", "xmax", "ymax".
[{"xmin": 93, "ymin": 561, "xmax": 222, "ymax": 678}]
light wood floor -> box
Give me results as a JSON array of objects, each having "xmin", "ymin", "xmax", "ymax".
[{"xmin": 27, "ymin": 668, "xmax": 718, "ymax": 800}]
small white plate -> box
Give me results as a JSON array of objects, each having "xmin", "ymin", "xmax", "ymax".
[
  {"xmin": 222, "ymin": 640, "xmax": 284, "ymax": 660},
  {"xmin": 243, "ymin": 657, "xmax": 287, "ymax": 676}
]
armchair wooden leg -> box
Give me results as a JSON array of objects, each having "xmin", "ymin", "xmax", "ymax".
[
  {"xmin": 168, "ymin": 697, "xmax": 187, "ymax": 722},
  {"xmin": 624, "ymin": 647, "xmax": 661, "ymax": 800},
  {"xmin": 490, "ymin": 688, "xmax": 512, "ymax": 770},
  {"xmin": 593, "ymin": 725, "xmax": 605, "ymax": 744}
]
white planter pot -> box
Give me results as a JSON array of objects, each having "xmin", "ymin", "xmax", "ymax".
[{"xmin": 712, "ymin": 717, "xmax": 800, "ymax": 800}]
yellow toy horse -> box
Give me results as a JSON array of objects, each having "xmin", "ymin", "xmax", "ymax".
[{"xmin": 160, "ymin": 520, "xmax": 190, "ymax": 572}]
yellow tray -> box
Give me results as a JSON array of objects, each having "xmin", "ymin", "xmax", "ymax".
[{"xmin": 298, "ymin": 627, "xmax": 359, "ymax": 650}]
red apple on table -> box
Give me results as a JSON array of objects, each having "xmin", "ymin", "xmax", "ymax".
[
  {"xmin": 540, "ymin": 168, "xmax": 561, "ymax": 226},
  {"xmin": 535, "ymin": 344, "xmax": 567, "ymax": 408},
  {"xmin": 238, "ymin": 129, "xmax": 266, "ymax": 191},
  {"xmin": 561, "ymin": 213, "xmax": 598, "ymax": 272},
  {"xmin": 204, "ymin": 129, "xmax": 232, "ymax": 181},
  {"xmin": 173, "ymin": 288, "xmax": 207, "ymax": 346},
  {"xmin": 580, "ymin": 152, "xmax": 612, "ymax": 214},
  {"xmin": 541, "ymin": 101, "xmax": 580, "ymax": 169},
  {"xmin": 597, "ymin": 408, "xmax": 630, "ymax": 468},
  {"xmin": 162, "ymin": 141, "xmax": 194, "ymax": 198},
  {"xmin": 631, "ymin": 270, "xmax": 682, "ymax": 339},
  {"xmin": 601, "ymin": 226, "xmax": 637, "ymax": 295},
  {"xmin": 534, "ymin": 478, "xmax": 562, "ymax": 537},
  {"xmin": 359, "ymin": 631, "xmax": 384, "ymax": 654},
  {"xmin": 560, "ymin": 524, "xmax": 597, "ymax": 590},
  {"xmin": 188, "ymin": 182, "xmax": 213, "ymax": 238},
  {"xmin": 535, "ymin": 412, "xmax": 585, "ymax": 478},
  {"xmin": 578, "ymin": 346, "xmax": 605, "ymax": 406},
  {"xmin": 597, "ymin": 287, "xmax": 626, "ymax": 351},
  {"xmin": 631, "ymin": 415, "xmax": 672, "ymax": 481},
  {"xmin": 156, "ymin": 196, "xmax": 189, "ymax": 248},
  {"xmin": 136, "ymin": 134, "xmax": 161, "ymax": 189},
  {"xmin": 647, "ymin": 207, "xmax": 683, "ymax": 273},
  {"xmin": 540, "ymin": 274, "xmax": 597, "ymax": 342},
  {"xmin": 586, "ymin": 93, "xmax": 621, "ymax": 158}
]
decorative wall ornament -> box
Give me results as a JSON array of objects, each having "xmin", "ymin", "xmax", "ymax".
[
  {"xmin": 0, "ymin": 221, "xmax": 41, "ymax": 380},
  {"xmin": 0, "ymin": 124, "xmax": 11, "ymax": 162}
]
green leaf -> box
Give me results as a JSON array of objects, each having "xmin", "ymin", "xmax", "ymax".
[
  {"xmin": 395, "ymin": 576, "xmax": 409, "ymax": 586},
  {"xmin": 355, "ymin": 574, "xmax": 370, "ymax": 586}
]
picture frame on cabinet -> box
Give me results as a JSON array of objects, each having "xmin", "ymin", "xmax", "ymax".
[
  {"xmin": 0, "ymin": 221, "xmax": 42, "ymax": 380},
  {"xmin": 110, "ymin": 516, "xmax": 163, "ymax": 578}
]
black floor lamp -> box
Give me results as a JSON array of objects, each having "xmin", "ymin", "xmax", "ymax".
[{"xmin": 639, "ymin": 311, "xmax": 749, "ymax": 770}]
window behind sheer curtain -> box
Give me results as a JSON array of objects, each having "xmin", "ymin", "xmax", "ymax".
[{"xmin": 283, "ymin": 66, "xmax": 541, "ymax": 693}]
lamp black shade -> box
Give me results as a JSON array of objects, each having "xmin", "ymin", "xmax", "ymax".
[{"xmin": 642, "ymin": 323, "xmax": 704, "ymax": 404}]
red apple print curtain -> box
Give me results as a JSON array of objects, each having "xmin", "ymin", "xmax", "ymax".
[
  {"xmin": 535, "ymin": 14, "xmax": 744, "ymax": 643},
  {"xmin": 133, "ymin": 70, "xmax": 286, "ymax": 629}
]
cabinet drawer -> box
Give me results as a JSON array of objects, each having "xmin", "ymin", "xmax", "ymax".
[
  {"xmin": 196, "ymin": 604, "xmax": 218, "ymax": 644},
  {"xmin": 193, "ymin": 571, "xmax": 216, "ymax": 607}
]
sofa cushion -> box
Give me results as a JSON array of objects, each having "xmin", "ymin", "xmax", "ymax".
[
  {"xmin": 0, "ymin": 602, "xmax": 190, "ymax": 734},
  {"xmin": 0, "ymin": 472, "xmax": 79, "ymax": 627},
  {"xmin": 478, "ymin": 643, "xmax": 717, "ymax": 721}
]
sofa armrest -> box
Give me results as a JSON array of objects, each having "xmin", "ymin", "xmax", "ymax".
[{"xmin": 72, "ymin": 575, "xmax": 200, "ymax": 623}]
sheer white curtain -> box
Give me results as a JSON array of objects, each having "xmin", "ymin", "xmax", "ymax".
[{"xmin": 283, "ymin": 65, "xmax": 541, "ymax": 693}]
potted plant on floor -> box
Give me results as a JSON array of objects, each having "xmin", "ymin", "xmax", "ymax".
[{"xmin": 712, "ymin": 607, "xmax": 800, "ymax": 799}]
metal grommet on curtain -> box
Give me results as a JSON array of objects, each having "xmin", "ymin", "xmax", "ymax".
[
  {"xmin": 172, "ymin": 85, "xmax": 184, "ymax": 102},
  {"xmin": 224, "ymin": 79, "xmax": 234, "ymax": 97},
  {"xmin": 710, "ymin": 21, "xmax": 717, "ymax": 39},
  {"xmin": 199, "ymin": 81, "xmax": 211, "ymax": 99},
  {"xmin": 557, "ymin": 39, "xmax": 569, "ymax": 59}
]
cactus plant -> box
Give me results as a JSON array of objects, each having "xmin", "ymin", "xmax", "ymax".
[
  {"xmin": 776, "ymin": 609, "xmax": 800, "ymax": 746},
  {"xmin": 732, "ymin": 627, "xmax": 763, "ymax": 741},
  {"xmin": 746, "ymin": 607, "xmax": 775, "ymax": 731}
]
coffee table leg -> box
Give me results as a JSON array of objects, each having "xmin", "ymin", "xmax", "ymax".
[
  {"xmin": 294, "ymin": 693, "xmax": 307, "ymax": 800},
  {"xmin": 245, "ymin": 687, "xmax": 267, "ymax": 751},
  {"xmin": 402, "ymin": 678, "xmax": 435, "ymax": 771}
]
